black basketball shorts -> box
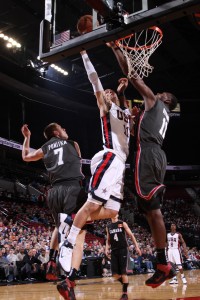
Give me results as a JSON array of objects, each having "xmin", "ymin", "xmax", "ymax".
[
  {"xmin": 111, "ymin": 247, "xmax": 128, "ymax": 275},
  {"xmin": 47, "ymin": 182, "xmax": 81, "ymax": 226},
  {"xmin": 135, "ymin": 145, "xmax": 166, "ymax": 212}
]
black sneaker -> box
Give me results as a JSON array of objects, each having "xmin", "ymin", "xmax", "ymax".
[
  {"xmin": 46, "ymin": 261, "xmax": 59, "ymax": 281},
  {"xmin": 120, "ymin": 293, "xmax": 128, "ymax": 300},
  {"xmin": 145, "ymin": 262, "xmax": 176, "ymax": 288},
  {"xmin": 57, "ymin": 278, "xmax": 76, "ymax": 300}
]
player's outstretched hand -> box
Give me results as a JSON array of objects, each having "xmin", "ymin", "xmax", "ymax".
[
  {"xmin": 117, "ymin": 78, "xmax": 128, "ymax": 94},
  {"xmin": 21, "ymin": 124, "xmax": 31, "ymax": 138},
  {"xmin": 106, "ymin": 41, "xmax": 116, "ymax": 48}
]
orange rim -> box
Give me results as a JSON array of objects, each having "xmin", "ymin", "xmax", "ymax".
[{"xmin": 115, "ymin": 26, "xmax": 163, "ymax": 51}]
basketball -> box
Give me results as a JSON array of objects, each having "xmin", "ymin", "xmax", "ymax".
[{"xmin": 77, "ymin": 15, "xmax": 93, "ymax": 35}]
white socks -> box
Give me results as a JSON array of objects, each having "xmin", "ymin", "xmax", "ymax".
[{"xmin": 67, "ymin": 225, "xmax": 81, "ymax": 246}]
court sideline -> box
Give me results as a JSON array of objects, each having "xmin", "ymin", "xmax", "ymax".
[{"xmin": 0, "ymin": 269, "xmax": 199, "ymax": 300}]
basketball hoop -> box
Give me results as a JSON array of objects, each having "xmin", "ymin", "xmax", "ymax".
[{"xmin": 115, "ymin": 26, "xmax": 163, "ymax": 79}]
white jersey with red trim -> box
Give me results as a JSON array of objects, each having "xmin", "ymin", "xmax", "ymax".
[
  {"xmin": 167, "ymin": 232, "xmax": 180, "ymax": 250},
  {"xmin": 101, "ymin": 102, "xmax": 131, "ymax": 162}
]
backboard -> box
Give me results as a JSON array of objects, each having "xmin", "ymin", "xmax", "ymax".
[{"xmin": 39, "ymin": 0, "xmax": 200, "ymax": 63}]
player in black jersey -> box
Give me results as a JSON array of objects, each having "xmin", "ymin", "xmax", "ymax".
[
  {"xmin": 105, "ymin": 215, "xmax": 141, "ymax": 300},
  {"xmin": 108, "ymin": 42, "xmax": 178, "ymax": 288},
  {"xmin": 21, "ymin": 123, "xmax": 86, "ymax": 290}
]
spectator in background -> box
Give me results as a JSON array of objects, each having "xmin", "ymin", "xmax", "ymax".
[
  {"xmin": 32, "ymin": 247, "xmax": 40, "ymax": 259},
  {"xmin": 141, "ymin": 249, "xmax": 155, "ymax": 273},
  {"xmin": 186, "ymin": 249, "xmax": 200, "ymax": 270},
  {"xmin": 7, "ymin": 249, "xmax": 19, "ymax": 280},
  {"xmin": 24, "ymin": 243, "xmax": 32, "ymax": 255},
  {"xmin": 16, "ymin": 247, "xmax": 25, "ymax": 261},
  {"xmin": 1, "ymin": 247, "xmax": 8, "ymax": 257},
  {"xmin": 20, "ymin": 249, "xmax": 42, "ymax": 281},
  {"xmin": 38, "ymin": 248, "xmax": 49, "ymax": 280},
  {"xmin": 102, "ymin": 253, "xmax": 112, "ymax": 277},
  {"xmin": 16, "ymin": 247, "xmax": 26, "ymax": 280},
  {"xmin": 130, "ymin": 253, "xmax": 143, "ymax": 274},
  {"xmin": 0, "ymin": 248, "xmax": 15, "ymax": 282}
]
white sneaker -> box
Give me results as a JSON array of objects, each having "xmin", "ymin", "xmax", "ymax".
[
  {"xmin": 59, "ymin": 240, "xmax": 73, "ymax": 273},
  {"xmin": 147, "ymin": 269, "xmax": 151, "ymax": 273},
  {"xmin": 169, "ymin": 278, "xmax": 178, "ymax": 284},
  {"xmin": 182, "ymin": 276, "xmax": 187, "ymax": 284}
]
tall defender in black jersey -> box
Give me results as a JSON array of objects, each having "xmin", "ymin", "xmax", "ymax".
[
  {"xmin": 108, "ymin": 42, "xmax": 178, "ymax": 288},
  {"xmin": 21, "ymin": 123, "xmax": 85, "ymax": 288},
  {"xmin": 106, "ymin": 215, "xmax": 141, "ymax": 300}
]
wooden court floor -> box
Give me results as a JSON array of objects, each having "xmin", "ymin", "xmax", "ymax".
[{"xmin": 0, "ymin": 269, "xmax": 200, "ymax": 300}]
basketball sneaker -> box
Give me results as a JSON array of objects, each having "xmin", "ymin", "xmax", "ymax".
[
  {"xmin": 169, "ymin": 277, "xmax": 178, "ymax": 284},
  {"xmin": 59, "ymin": 240, "xmax": 74, "ymax": 273},
  {"xmin": 46, "ymin": 261, "xmax": 59, "ymax": 281},
  {"xmin": 145, "ymin": 262, "xmax": 176, "ymax": 288},
  {"xmin": 120, "ymin": 293, "xmax": 128, "ymax": 300},
  {"xmin": 57, "ymin": 278, "xmax": 76, "ymax": 300},
  {"xmin": 181, "ymin": 275, "xmax": 187, "ymax": 284}
]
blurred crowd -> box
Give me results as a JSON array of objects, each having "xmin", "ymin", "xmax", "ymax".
[{"xmin": 0, "ymin": 184, "xmax": 200, "ymax": 284}]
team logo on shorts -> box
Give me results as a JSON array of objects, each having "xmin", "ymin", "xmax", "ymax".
[{"xmin": 102, "ymin": 188, "xmax": 108, "ymax": 194}]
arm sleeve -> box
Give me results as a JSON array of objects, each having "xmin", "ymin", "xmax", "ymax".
[{"xmin": 81, "ymin": 52, "xmax": 104, "ymax": 93}]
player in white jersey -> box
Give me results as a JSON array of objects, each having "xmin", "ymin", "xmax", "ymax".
[
  {"xmin": 167, "ymin": 223, "xmax": 187, "ymax": 284},
  {"xmin": 88, "ymin": 100, "xmax": 130, "ymax": 205},
  {"xmin": 79, "ymin": 50, "xmax": 131, "ymax": 214},
  {"xmin": 57, "ymin": 50, "xmax": 132, "ymax": 299},
  {"xmin": 101, "ymin": 101, "xmax": 130, "ymax": 161}
]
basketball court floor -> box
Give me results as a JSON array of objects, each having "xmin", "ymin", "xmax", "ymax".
[{"xmin": 0, "ymin": 269, "xmax": 199, "ymax": 300}]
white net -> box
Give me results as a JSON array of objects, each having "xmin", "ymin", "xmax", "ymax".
[{"xmin": 116, "ymin": 27, "xmax": 163, "ymax": 79}]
